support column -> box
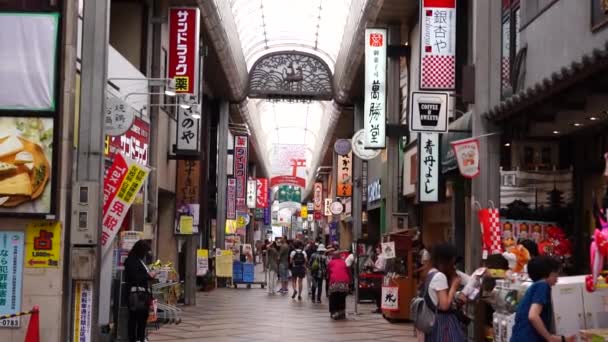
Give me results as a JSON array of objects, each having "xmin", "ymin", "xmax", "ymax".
[
  {"xmin": 469, "ymin": 0, "xmax": 502, "ymax": 273},
  {"xmin": 216, "ymin": 101, "xmax": 229, "ymax": 249},
  {"xmin": 386, "ymin": 25, "xmax": 401, "ymax": 234},
  {"xmin": 352, "ymin": 101, "xmax": 364, "ymax": 241}
]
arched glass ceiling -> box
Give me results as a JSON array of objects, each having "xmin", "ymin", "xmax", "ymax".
[{"xmin": 229, "ymin": 0, "xmax": 353, "ymax": 70}]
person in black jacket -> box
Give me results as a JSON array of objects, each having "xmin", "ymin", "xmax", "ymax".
[{"xmin": 124, "ymin": 240, "xmax": 156, "ymax": 342}]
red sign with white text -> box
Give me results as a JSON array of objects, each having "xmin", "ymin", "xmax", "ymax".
[
  {"xmin": 233, "ymin": 136, "xmax": 248, "ymax": 211},
  {"xmin": 103, "ymin": 154, "xmax": 129, "ymax": 216},
  {"xmin": 313, "ymin": 182, "xmax": 323, "ymax": 211},
  {"xmin": 256, "ymin": 178, "xmax": 268, "ymax": 208},
  {"xmin": 105, "ymin": 117, "xmax": 149, "ymax": 166},
  {"xmin": 270, "ymin": 175, "xmax": 306, "ymax": 188},
  {"xmin": 168, "ymin": 7, "xmax": 200, "ymax": 94}
]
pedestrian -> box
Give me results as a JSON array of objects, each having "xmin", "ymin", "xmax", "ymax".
[
  {"xmin": 278, "ymin": 238, "xmax": 290, "ymax": 294},
  {"xmin": 266, "ymin": 241, "xmax": 279, "ymax": 295},
  {"xmin": 510, "ymin": 256, "xmax": 574, "ymax": 342},
  {"xmin": 309, "ymin": 244, "xmax": 328, "ymax": 303},
  {"xmin": 327, "ymin": 250, "xmax": 351, "ymax": 320},
  {"xmin": 124, "ymin": 240, "xmax": 156, "ymax": 342},
  {"xmin": 290, "ymin": 240, "xmax": 307, "ymax": 300},
  {"xmin": 305, "ymin": 240, "xmax": 316, "ymax": 297},
  {"xmin": 422, "ymin": 243, "xmax": 465, "ymax": 342},
  {"xmin": 372, "ymin": 244, "xmax": 386, "ymax": 313},
  {"xmin": 262, "ymin": 239, "xmax": 269, "ymax": 272}
]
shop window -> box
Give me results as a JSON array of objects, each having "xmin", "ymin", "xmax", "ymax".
[{"xmin": 501, "ymin": 0, "xmax": 521, "ymax": 99}]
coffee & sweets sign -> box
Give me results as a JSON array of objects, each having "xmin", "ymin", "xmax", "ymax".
[{"xmin": 409, "ymin": 92, "xmax": 449, "ymax": 133}]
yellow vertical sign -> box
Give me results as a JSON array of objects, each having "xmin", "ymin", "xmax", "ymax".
[
  {"xmin": 25, "ymin": 221, "xmax": 61, "ymax": 268},
  {"xmin": 179, "ymin": 216, "xmax": 193, "ymax": 234},
  {"xmin": 301, "ymin": 205, "xmax": 308, "ymax": 219}
]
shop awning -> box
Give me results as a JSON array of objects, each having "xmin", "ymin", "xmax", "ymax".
[{"xmin": 441, "ymin": 111, "xmax": 472, "ymax": 174}]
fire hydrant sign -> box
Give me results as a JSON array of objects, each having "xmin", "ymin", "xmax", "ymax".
[
  {"xmin": 0, "ymin": 231, "xmax": 24, "ymax": 328},
  {"xmin": 409, "ymin": 92, "xmax": 449, "ymax": 133},
  {"xmin": 101, "ymin": 154, "xmax": 150, "ymax": 256},
  {"xmin": 381, "ymin": 286, "xmax": 399, "ymax": 311},
  {"xmin": 25, "ymin": 221, "xmax": 60, "ymax": 268}
]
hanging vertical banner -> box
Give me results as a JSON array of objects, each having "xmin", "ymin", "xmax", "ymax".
[
  {"xmin": 176, "ymin": 105, "xmax": 201, "ymax": 153},
  {"xmin": 72, "ymin": 280, "xmax": 93, "ymax": 342},
  {"xmin": 101, "ymin": 154, "xmax": 150, "ymax": 256},
  {"xmin": 233, "ymin": 136, "xmax": 248, "ymax": 211},
  {"xmin": 450, "ymin": 137, "xmax": 480, "ymax": 179},
  {"xmin": 418, "ymin": 133, "xmax": 440, "ymax": 202},
  {"xmin": 364, "ymin": 28, "xmax": 387, "ymax": 149},
  {"xmin": 227, "ymin": 177, "xmax": 236, "ymax": 220},
  {"xmin": 420, "ymin": 0, "xmax": 457, "ymax": 90},
  {"xmin": 176, "ymin": 160, "xmax": 200, "ymax": 203},
  {"xmin": 168, "ymin": 7, "xmax": 200, "ymax": 94},
  {"xmin": 256, "ymin": 178, "xmax": 268, "ymax": 208},
  {"xmin": 313, "ymin": 182, "xmax": 323, "ymax": 211},
  {"xmin": 264, "ymin": 187, "xmax": 271, "ymax": 225},
  {"xmin": 246, "ymin": 179, "xmax": 257, "ymax": 209},
  {"xmin": 0, "ymin": 231, "xmax": 24, "ymax": 328},
  {"xmin": 301, "ymin": 205, "xmax": 308, "ymax": 219},
  {"xmin": 324, "ymin": 198, "xmax": 332, "ymax": 216},
  {"xmin": 337, "ymin": 151, "xmax": 353, "ymax": 197}
]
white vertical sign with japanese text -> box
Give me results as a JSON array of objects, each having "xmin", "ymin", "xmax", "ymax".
[
  {"xmin": 364, "ymin": 28, "xmax": 387, "ymax": 149},
  {"xmin": 176, "ymin": 104, "xmax": 201, "ymax": 153},
  {"xmin": 246, "ymin": 179, "xmax": 257, "ymax": 209},
  {"xmin": 420, "ymin": 0, "xmax": 457, "ymax": 90},
  {"xmin": 418, "ymin": 133, "xmax": 440, "ymax": 203}
]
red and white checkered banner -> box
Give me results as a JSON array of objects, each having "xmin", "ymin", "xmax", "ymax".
[
  {"xmin": 478, "ymin": 207, "xmax": 502, "ymax": 257},
  {"xmin": 420, "ymin": 0, "xmax": 457, "ymax": 90}
]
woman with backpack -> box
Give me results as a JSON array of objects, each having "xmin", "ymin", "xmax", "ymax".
[
  {"xmin": 327, "ymin": 250, "xmax": 351, "ymax": 320},
  {"xmin": 290, "ymin": 240, "xmax": 308, "ymax": 300},
  {"xmin": 416, "ymin": 243, "xmax": 465, "ymax": 342},
  {"xmin": 309, "ymin": 244, "xmax": 328, "ymax": 303}
]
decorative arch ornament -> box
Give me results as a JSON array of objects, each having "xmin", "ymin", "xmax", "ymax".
[{"xmin": 248, "ymin": 51, "xmax": 333, "ymax": 100}]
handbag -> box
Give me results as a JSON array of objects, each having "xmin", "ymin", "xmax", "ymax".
[
  {"xmin": 128, "ymin": 289, "xmax": 150, "ymax": 312},
  {"xmin": 409, "ymin": 271, "xmax": 438, "ymax": 333}
]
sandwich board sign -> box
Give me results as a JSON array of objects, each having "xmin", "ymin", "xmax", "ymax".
[{"xmin": 409, "ymin": 92, "xmax": 449, "ymax": 133}]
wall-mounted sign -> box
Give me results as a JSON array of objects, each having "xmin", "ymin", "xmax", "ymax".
[
  {"xmin": 0, "ymin": 231, "xmax": 24, "ymax": 328},
  {"xmin": 334, "ymin": 139, "xmax": 352, "ymax": 156},
  {"xmin": 105, "ymin": 93, "xmax": 135, "ymax": 137},
  {"xmin": 227, "ymin": 177, "xmax": 236, "ymax": 220},
  {"xmin": 233, "ymin": 136, "xmax": 248, "ymax": 211},
  {"xmin": 451, "ymin": 137, "xmax": 480, "ymax": 179},
  {"xmin": 330, "ymin": 201, "xmax": 344, "ymax": 215},
  {"xmin": 25, "ymin": 221, "xmax": 60, "ymax": 268},
  {"xmin": 381, "ymin": 241, "xmax": 396, "ymax": 259},
  {"xmin": 176, "ymin": 105, "xmax": 201, "ymax": 153},
  {"xmin": 307, "ymin": 202, "xmax": 314, "ymax": 211},
  {"xmin": 256, "ymin": 178, "xmax": 268, "ymax": 208},
  {"xmin": 336, "ymin": 151, "xmax": 352, "ymax": 197},
  {"xmin": 176, "ymin": 160, "xmax": 199, "ymax": 204},
  {"xmin": 301, "ymin": 205, "xmax": 308, "ymax": 219},
  {"xmin": 324, "ymin": 198, "xmax": 332, "ymax": 216},
  {"xmin": 364, "ymin": 28, "xmax": 387, "ymax": 149},
  {"xmin": 313, "ymin": 183, "xmax": 323, "ymax": 211},
  {"xmin": 105, "ymin": 117, "xmax": 149, "ymax": 165},
  {"xmin": 246, "ymin": 179, "xmax": 257, "ymax": 209},
  {"xmin": 168, "ymin": 7, "xmax": 200, "ymax": 94},
  {"xmin": 367, "ymin": 179, "xmax": 382, "ymax": 204},
  {"xmin": 420, "ymin": 0, "xmax": 457, "ymax": 90},
  {"xmin": 270, "ymin": 175, "xmax": 305, "ymax": 188},
  {"xmin": 409, "ymin": 92, "xmax": 449, "ymax": 133},
  {"xmin": 72, "ymin": 281, "xmax": 93, "ymax": 342},
  {"xmin": 418, "ymin": 132, "xmax": 440, "ymax": 203},
  {"xmin": 196, "ymin": 249, "xmax": 209, "ymax": 276},
  {"xmin": 278, "ymin": 185, "xmax": 301, "ymax": 203},
  {"xmin": 352, "ymin": 129, "xmax": 381, "ymax": 160}
]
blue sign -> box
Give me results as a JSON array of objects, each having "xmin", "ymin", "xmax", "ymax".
[
  {"xmin": 329, "ymin": 222, "xmax": 339, "ymax": 245},
  {"xmin": 0, "ymin": 231, "xmax": 24, "ymax": 324},
  {"xmin": 263, "ymin": 188, "xmax": 271, "ymax": 225}
]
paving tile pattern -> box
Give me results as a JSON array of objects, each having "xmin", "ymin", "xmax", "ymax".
[{"xmin": 149, "ymin": 269, "xmax": 417, "ymax": 342}]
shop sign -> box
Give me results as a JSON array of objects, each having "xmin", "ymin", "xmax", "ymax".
[
  {"xmin": 329, "ymin": 222, "xmax": 339, "ymax": 244},
  {"xmin": 236, "ymin": 212, "xmax": 250, "ymax": 227},
  {"xmin": 351, "ymin": 129, "xmax": 381, "ymax": 160},
  {"xmin": 25, "ymin": 221, "xmax": 60, "ymax": 268},
  {"xmin": 330, "ymin": 201, "xmax": 344, "ymax": 215},
  {"xmin": 307, "ymin": 202, "xmax": 314, "ymax": 211},
  {"xmin": 420, "ymin": 0, "xmax": 457, "ymax": 90},
  {"xmin": 246, "ymin": 179, "xmax": 257, "ymax": 209},
  {"xmin": 334, "ymin": 139, "xmax": 352, "ymax": 156},
  {"xmin": 264, "ymin": 206, "xmax": 271, "ymax": 225},
  {"xmin": 324, "ymin": 198, "xmax": 332, "ymax": 216},
  {"xmin": 270, "ymin": 175, "xmax": 306, "ymax": 188},
  {"xmin": 301, "ymin": 205, "xmax": 308, "ymax": 219},
  {"xmin": 0, "ymin": 231, "xmax": 24, "ymax": 328},
  {"xmin": 196, "ymin": 249, "xmax": 209, "ymax": 276},
  {"xmin": 227, "ymin": 177, "xmax": 236, "ymax": 220},
  {"xmin": 176, "ymin": 104, "xmax": 201, "ymax": 153},
  {"xmin": 176, "ymin": 160, "xmax": 200, "ymax": 203},
  {"xmin": 409, "ymin": 92, "xmax": 449, "ymax": 133},
  {"xmin": 178, "ymin": 215, "xmax": 193, "ymax": 234},
  {"xmin": 313, "ymin": 182, "xmax": 323, "ymax": 211},
  {"xmin": 256, "ymin": 178, "xmax": 268, "ymax": 208},
  {"xmin": 451, "ymin": 137, "xmax": 480, "ymax": 178},
  {"xmin": 364, "ymin": 28, "xmax": 387, "ymax": 149},
  {"xmin": 168, "ymin": 7, "xmax": 200, "ymax": 94},
  {"xmin": 105, "ymin": 117, "xmax": 149, "ymax": 165},
  {"xmin": 381, "ymin": 241, "xmax": 396, "ymax": 259},
  {"xmin": 367, "ymin": 179, "xmax": 382, "ymax": 204},
  {"xmin": 175, "ymin": 203, "xmax": 199, "ymax": 234},
  {"xmin": 314, "ymin": 211, "xmax": 322, "ymax": 220},
  {"xmin": 233, "ymin": 136, "xmax": 248, "ymax": 211},
  {"xmin": 337, "ymin": 151, "xmax": 353, "ymax": 197},
  {"xmin": 254, "ymin": 208, "xmax": 264, "ymax": 220},
  {"xmin": 381, "ymin": 286, "xmax": 399, "ymax": 311},
  {"xmin": 72, "ymin": 281, "xmax": 93, "ymax": 342},
  {"xmin": 104, "ymin": 92, "xmax": 135, "ymax": 137},
  {"xmin": 215, "ymin": 250, "xmax": 233, "ymax": 278},
  {"xmin": 101, "ymin": 154, "xmax": 150, "ymax": 256},
  {"xmin": 278, "ymin": 185, "xmax": 301, "ymax": 203},
  {"xmin": 418, "ymin": 133, "xmax": 440, "ymax": 203}
]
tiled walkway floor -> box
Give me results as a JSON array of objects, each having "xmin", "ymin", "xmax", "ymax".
[{"xmin": 149, "ymin": 268, "xmax": 417, "ymax": 342}]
